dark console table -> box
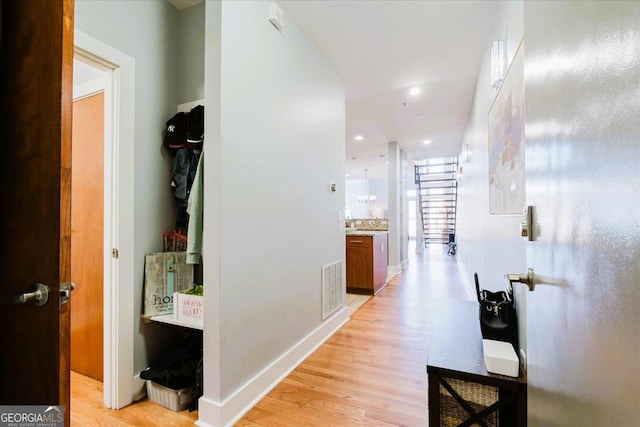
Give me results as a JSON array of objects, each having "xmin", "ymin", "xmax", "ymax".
[{"xmin": 426, "ymin": 300, "xmax": 527, "ymax": 426}]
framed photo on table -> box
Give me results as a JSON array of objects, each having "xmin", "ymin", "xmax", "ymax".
[{"xmin": 488, "ymin": 40, "xmax": 525, "ymax": 215}]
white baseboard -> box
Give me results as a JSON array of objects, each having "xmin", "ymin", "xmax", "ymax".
[
  {"xmin": 455, "ymin": 255, "xmax": 476, "ymax": 301},
  {"xmin": 195, "ymin": 410, "xmax": 216, "ymax": 427},
  {"xmin": 388, "ymin": 264, "xmax": 402, "ymax": 276},
  {"xmin": 197, "ymin": 307, "xmax": 349, "ymax": 427}
]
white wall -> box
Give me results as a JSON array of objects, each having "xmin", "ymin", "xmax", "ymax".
[
  {"xmin": 219, "ymin": 0, "xmax": 344, "ymax": 394},
  {"xmin": 178, "ymin": 2, "xmax": 205, "ymax": 104},
  {"xmin": 388, "ymin": 142, "xmax": 409, "ymax": 272},
  {"xmin": 455, "ymin": 1, "xmax": 527, "ymax": 355},
  {"xmin": 75, "ymin": 0, "xmax": 181, "ymax": 376},
  {"xmin": 400, "ymin": 150, "xmax": 410, "ymax": 264},
  {"xmin": 200, "ymin": 1, "xmax": 345, "ymax": 424}
]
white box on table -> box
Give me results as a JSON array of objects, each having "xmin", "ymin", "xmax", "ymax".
[{"xmin": 482, "ymin": 339, "xmax": 520, "ymax": 377}]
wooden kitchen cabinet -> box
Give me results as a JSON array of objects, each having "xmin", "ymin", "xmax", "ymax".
[{"xmin": 346, "ymin": 232, "xmax": 388, "ymax": 295}]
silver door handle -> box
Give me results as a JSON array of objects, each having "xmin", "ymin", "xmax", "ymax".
[
  {"xmin": 0, "ymin": 282, "xmax": 49, "ymax": 306},
  {"xmin": 505, "ymin": 268, "xmax": 535, "ymax": 291}
]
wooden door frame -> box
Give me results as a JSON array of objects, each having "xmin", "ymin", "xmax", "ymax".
[{"xmin": 74, "ymin": 30, "xmax": 136, "ymax": 410}]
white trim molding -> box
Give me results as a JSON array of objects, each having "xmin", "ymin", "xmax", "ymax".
[
  {"xmin": 388, "ymin": 256, "xmax": 409, "ymax": 280},
  {"xmin": 388, "ymin": 264, "xmax": 403, "ymax": 276},
  {"xmin": 455, "ymin": 255, "xmax": 478, "ymax": 301},
  {"xmin": 73, "ymin": 77, "xmax": 105, "ymax": 101},
  {"xmin": 74, "ymin": 30, "xmax": 136, "ymax": 410},
  {"xmin": 196, "ymin": 307, "xmax": 349, "ymax": 427}
]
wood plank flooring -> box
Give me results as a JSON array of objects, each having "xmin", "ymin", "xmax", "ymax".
[
  {"xmin": 71, "ymin": 243, "xmax": 470, "ymax": 426},
  {"xmin": 70, "ymin": 371, "xmax": 198, "ymax": 426}
]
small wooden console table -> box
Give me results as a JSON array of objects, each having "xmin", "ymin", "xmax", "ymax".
[{"xmin": 426, "ymin": 300, "xmax": 527, "ymax": 426}]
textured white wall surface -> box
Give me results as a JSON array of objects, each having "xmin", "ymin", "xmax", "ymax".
[
  {"xmin": 455, "ymin": 0, "xmax": 527, "ymax": 353},
  {"xmin": 524, "ymin": 1, "xmax": 640, "ymax": 425}
]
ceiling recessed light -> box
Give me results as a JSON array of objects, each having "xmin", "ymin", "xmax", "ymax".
[
  {"xmin": 345, "ymin": 173, "xmax": 351, "ymax": 177},
  {"xmin": 423, "ymin": 139, "xmax": 432, "ymax": 145},
  {"xmin": 354, "ymin": 135, "xmax": 364, "ymax": 141},
  {"xmin": 416, "ymin": 114, "xmax": 427, "ymax": 119},
  {"xmin": 409, "ymin": 86, "xmax": 421, "ymax": 96},
  {"xmin": 385, "ymin": 161, "xmax": 389, "ymax": 165}
]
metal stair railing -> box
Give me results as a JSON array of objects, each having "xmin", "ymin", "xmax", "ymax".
[{"xmin": 415, "ymin": 157, "xmax": 458, "ymax": 247}]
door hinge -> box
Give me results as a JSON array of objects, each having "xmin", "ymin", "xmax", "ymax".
[{"xmin": 112, "ymin": 248, "xmax": 119, "ymax": 258}]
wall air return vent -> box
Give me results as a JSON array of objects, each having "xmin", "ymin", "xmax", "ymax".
[{"xmin": 321, "ymin": 260, "xmax": 343, "ymax": 320}]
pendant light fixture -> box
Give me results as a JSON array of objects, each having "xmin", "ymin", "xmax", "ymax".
[{"xmin": 357, "ymin": 168, "xmax": 376, "ymax": 203}]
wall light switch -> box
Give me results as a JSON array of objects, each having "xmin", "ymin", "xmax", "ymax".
[{"xmin": 268, "ymin": 3, "xmax": 284, "ymax": 32}]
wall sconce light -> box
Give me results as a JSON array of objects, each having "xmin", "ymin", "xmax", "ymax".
[{"xmin": 491, "ymin": 40, "xmax": 505, "ymax": 89}]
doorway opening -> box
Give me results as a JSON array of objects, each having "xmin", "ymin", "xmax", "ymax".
[
  {"xmin": 73, "ymin": 30, "xmax": 136, "ymax": 410},
  {"xmin": 71, "ymin": 53, "xmax": 110, "ymax": 408},
  {"xmin": 71, "ymin": 63, "xmax": 106, "ymax": 383}
]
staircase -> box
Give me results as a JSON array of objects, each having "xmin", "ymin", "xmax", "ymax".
[{"xmin": 414, "ymin": 157, "xmax": 458, "ymax": 246}]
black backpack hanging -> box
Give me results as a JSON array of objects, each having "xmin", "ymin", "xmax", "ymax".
[{"xmin": 474, "ymin": 272, "xmax": 518, "ymax": 347}]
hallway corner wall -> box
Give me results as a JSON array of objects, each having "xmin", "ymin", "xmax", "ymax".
[
  {"xmin": 200, "ymin": 1, "xmax": 346, "ymax": 425},
  {"xmin": 455, "ymin": 0, "xmax": 528, "ymax": 358}
]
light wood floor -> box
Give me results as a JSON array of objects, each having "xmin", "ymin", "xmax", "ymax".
[
  {"xmin": 70, "ymin": 371, "xmax": 198, "ymax": 426},
  {"xmin": 71, "ymin": 243, "xmax": 470, "ymax": 426}
]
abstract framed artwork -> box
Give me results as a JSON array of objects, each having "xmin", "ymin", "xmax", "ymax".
[{"xmin": 488, "ymin": 40, "xmax": 525, "ymax": 215}]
